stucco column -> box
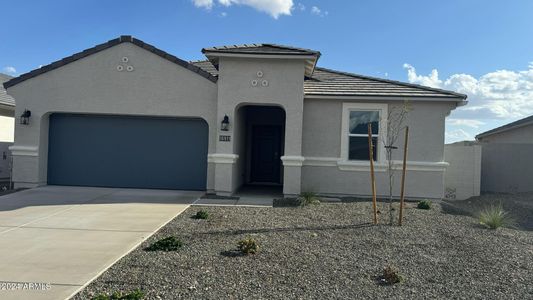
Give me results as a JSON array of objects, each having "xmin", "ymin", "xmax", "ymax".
[
  {"xmin": 281, "ymin": 106, "xmax": 304, "ymax": 196},
  {"xmin": 211, "ymin": 108, "xmax": 240, "ymax": 196}
]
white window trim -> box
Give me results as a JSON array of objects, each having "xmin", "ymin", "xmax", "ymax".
[{"xmin": 340, "ymin": 103, "xmax": 388, "ymax": 165}]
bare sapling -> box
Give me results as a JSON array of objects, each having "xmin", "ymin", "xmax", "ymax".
[{"xmin": 381, "ymin": 101, "xmax": 410, "ymax": 225}]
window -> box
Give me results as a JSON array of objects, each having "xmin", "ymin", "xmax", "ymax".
[
  {"xmin": 341, "ymin": 103, "xmax": 387, "ymax": 163},
  {"xmin": 348, "ymin": 111, "xmax": 379, "ymax": 160}
]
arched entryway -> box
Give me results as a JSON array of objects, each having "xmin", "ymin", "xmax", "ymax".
[{"xmin": 234, "ymin": 105, "xmax": 286, "ymax": 193}]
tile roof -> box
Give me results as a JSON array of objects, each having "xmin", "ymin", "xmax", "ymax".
[
  {"xmin": 0, "ymin": 73, "xmax": 15, "ymax": 107},
  {"xmin": 191, "ymin": 61, "xmax": 467, "ymax": 100},
  {"xmin": 3, "ymin": 36, "xmax": 217, "ymax": 89},
  {"xmin": 2, "ymin": 36, "xmax": 465, "ymax": 101},
  {"xmin": 306, "ymin": 67, "xmax": 466, "ymax": 99},
  {"xmin": 191, "ymin": 60, "xmax": 219, "ymax": 76},
  {"xmin": 202, "ymin": 43, "xmax": 320, "ymax": 77},
  {"xmin": 476, "ymin": 115, "xmax": 533, "ymax": 139},
  {"xmin": 202, "ymin": 43, "xmax": 320, "ymax": 56}
]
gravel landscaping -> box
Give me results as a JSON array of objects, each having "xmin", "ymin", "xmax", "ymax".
[
  {"xmin": 443, "ymin": 192, "xmax": 533, "ymax": 230},
  {"xmin": 74, "ymin": 202, "xmax": 533, "ymax": 299}
]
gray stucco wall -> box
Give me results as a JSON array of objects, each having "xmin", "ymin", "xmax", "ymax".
[
  {"xmin": 7, "ymin": 43, "xmax": 218, "ymax": 188},
  {"xmin": 6, "ymin": 40, "xmax": 460, "ymax": 199},
  {"xmin": 481, "ymin": 143, "xmax": 533, "ymax": 193},
  {"xmin": 213, "ymin": 57, "xmax": 306, "ymax": 195},
  {"xmin": 478, "ymin": 123, "xmax": 533, "ymax": 144},
  {"xmin": 301, "ymin": 98, "xmax": 455, "ymax": 199}
]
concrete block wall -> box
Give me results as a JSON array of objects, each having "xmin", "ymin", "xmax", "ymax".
[{"xmin": 444, "ymin": 142, "xmax": 481, "ymax": 200}]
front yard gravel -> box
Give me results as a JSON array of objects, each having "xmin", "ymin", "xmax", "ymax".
[
  {"xmin": 443, "ymin": 192, "xmax": 533, "ymax": 230},
  {"xmin": 74, "ymin": 202, "xmax": 533, "ymax": 299}
]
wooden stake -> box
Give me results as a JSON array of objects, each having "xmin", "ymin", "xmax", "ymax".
[
  {"xmin": 368, "ymin": 124, "xmax": 378, "ymax": 225},
  {"xmin": 398, "ymin": 126, "xmax": 409, "ymax": 226}
]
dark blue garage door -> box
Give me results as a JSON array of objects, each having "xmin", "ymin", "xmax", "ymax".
[{"xmin": 48, "ymin": 114, "xmax": 208, "ymax": 190}]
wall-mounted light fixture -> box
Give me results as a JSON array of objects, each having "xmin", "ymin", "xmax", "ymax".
[
  {"xmin": 221, "ymin": 115, "xmax": 230, "ymax": 131},
  {"xmin": 20, "ymin": 109, "xmax": 31, "ymax": 125}
]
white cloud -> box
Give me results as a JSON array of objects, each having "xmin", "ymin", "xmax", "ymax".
[
  {"xmin": 297, "ymin": 3, "xmax": 305, "ymax": 11},
  {"xmin": 2, "ymin": 66, "xmax": 16, "ymax": 75},
  {"xmin": 403, "ymin": 62, "xmax": 533, "ymax": 120},
  {"xmin": 220, "ymin": 11, "xmax": 227, "ymax": 17},
  {"xmin": 403, "ymin": 63, "xmax": 442, "ymax": 88},
  {"xmin": 192, "ymin": 0, "xmax": 293, "ymax": 18},
  {"xmin": 447, "ymin": 119, "xmax": 485, "ymax": 128},
  {"xmin": 403, "ymin": 62, "xmax": 533, "ymax": 143},
  {"xmin": 310, "ymin": 6, "xmax": 328, "ymax": 17},
  {"xmin": 445, "ymin": 129, "xmax": 473, "ymax": 141},
  {"xmin": 192, "ymin": 0, "xmax": 214, "ymax": 9}
]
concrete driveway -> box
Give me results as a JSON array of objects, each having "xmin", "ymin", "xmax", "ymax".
[{"xmin": 0, "ymin": 186, "xmax": 200, "ymax": 300}]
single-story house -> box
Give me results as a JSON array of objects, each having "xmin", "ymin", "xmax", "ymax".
[
  {"xmin": 476, "ymin": 115, "xmax": 533, "ymax": 193},
  {"xmin": 3, "ymin": 36, "xmax": 467, "ymax": 198}
]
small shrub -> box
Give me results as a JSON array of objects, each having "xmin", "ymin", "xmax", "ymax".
[
  {"xmin": 194, "ymin": 210, "xmax": 209, "ymax": 219},
  {"xmin": 92, "ymin": 289, "xmax": 144, "ymax": 300},
  {"xmin": 144, "ymin": 236, "xmax": 183, "ymax": 252},
  {"xmin": 298, "ymin": 191, "xmax": 320, "ymax": 207},
  {"xmin": 417, "ymin": 200, "xmax": 431, "ymax": 210},
  {"xmin": 478, "ymin": 204, "xmax": 515, "ymax": 229},
  {"xmin": 237, "ymin": 237, "xmax": 259, "ymax": 254},
  {"xmin": 378, "ymin": 266, "xmax": 403, "ymax": 285}
]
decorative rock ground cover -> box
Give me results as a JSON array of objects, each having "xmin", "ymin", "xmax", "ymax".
[{"xmin": 74, "ymin": 202, "xmax": 533, "ymax": 299}]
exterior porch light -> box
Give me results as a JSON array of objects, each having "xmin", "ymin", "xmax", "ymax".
[
  {"xmin": 20, "ymin": 109, "xmax": 31, "ymax": 125},
  {"xmin": 221, "ymin": 115, "xmax": 230, "ymax": 131}
]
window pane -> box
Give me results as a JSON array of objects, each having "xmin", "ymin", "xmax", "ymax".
[
  {"xmin": 349, "ymin": 111, "xmax": 379, "ymax": 134},
  {"xmin": 349, "ymin": 136, "xmax": 377, "ymax": 161}
]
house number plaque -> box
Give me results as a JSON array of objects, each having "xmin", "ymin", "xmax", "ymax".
[{"xmin": 219, "ymin": 135, "xmax": 231, "ymax": 142}]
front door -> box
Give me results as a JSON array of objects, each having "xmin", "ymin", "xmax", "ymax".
[{"xmin": 250, "ymin": 125, "xmax": 282, "ymax": 183}]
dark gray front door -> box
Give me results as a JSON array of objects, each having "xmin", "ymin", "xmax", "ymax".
[
  {"xmin": 47, "ymin": 113, "xmax": 208, "ymax": 190},
  {"xmin": 250, "ymin": 125, "xmax": 282, "ymax": 183}
]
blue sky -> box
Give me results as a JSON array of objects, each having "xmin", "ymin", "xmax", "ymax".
[{"xmin": 1, "ymin": 0, "xmax": 532, "ymax": 142}]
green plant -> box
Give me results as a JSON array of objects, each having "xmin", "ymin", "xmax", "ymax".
[
  {"xmin": 144, "ymin": 236, "xmax": 183, "ymax": 252},
  {"xmin": 417, "ymin": 200, "xmax": 431, "ymax": 210},
  {"xmin": 194, "ymin": 210, "xmax": 209, "ymax": 219},
  {"xmin": 237, "ymin": 237, "xmax": 259, "ymax": 254},
  {"xmin": 378, "ymin": 266, "xmax": 403, "ymax": 285},
  {"xmin": 92, "ymin": 289, "xmax": 144, "ymax": 300},
  {"xmin": 478, "ymin": 204, "xmax": 515, "ymax": 229},
  {"xmin": 298, "ymin": 191, "xmax": 320, "ymax": 206}
]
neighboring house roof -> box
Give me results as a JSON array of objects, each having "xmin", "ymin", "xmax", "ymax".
[
  {"xmin": 3, "ymin": 36, "xmax": 217, "ymax": 89},
  {"xmin": 0, "ymin": 73, "xmax": 15, "ymax": 108},
  {"xmin": 202, "ymin": 43, "xmax": 321, "ymax": 77},
  {"xmin": 192, "ymin": 60, "xmax": 467, "ymax": 101},
  {"xmin": 476, "ymin": 115, "xmax": 533, "ymax": 139}
]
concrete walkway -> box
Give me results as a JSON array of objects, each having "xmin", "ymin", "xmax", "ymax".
[{"xmin": 0, "ymin": 186, "xmax": 200, "ymax": 300}]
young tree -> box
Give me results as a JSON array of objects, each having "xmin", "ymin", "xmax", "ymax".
[{"xmin": 381, "ymin": 101, "xmax": 410, "ymax": 225}]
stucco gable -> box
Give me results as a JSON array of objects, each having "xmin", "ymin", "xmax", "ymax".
[{"xmin": 3, "ymin": 36, "xmax": 217, "ymax": 89}]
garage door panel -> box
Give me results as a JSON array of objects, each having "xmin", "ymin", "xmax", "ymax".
[{"xmin": 48, "ymin": 114, "xmax": 208, "ymax": 190}]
